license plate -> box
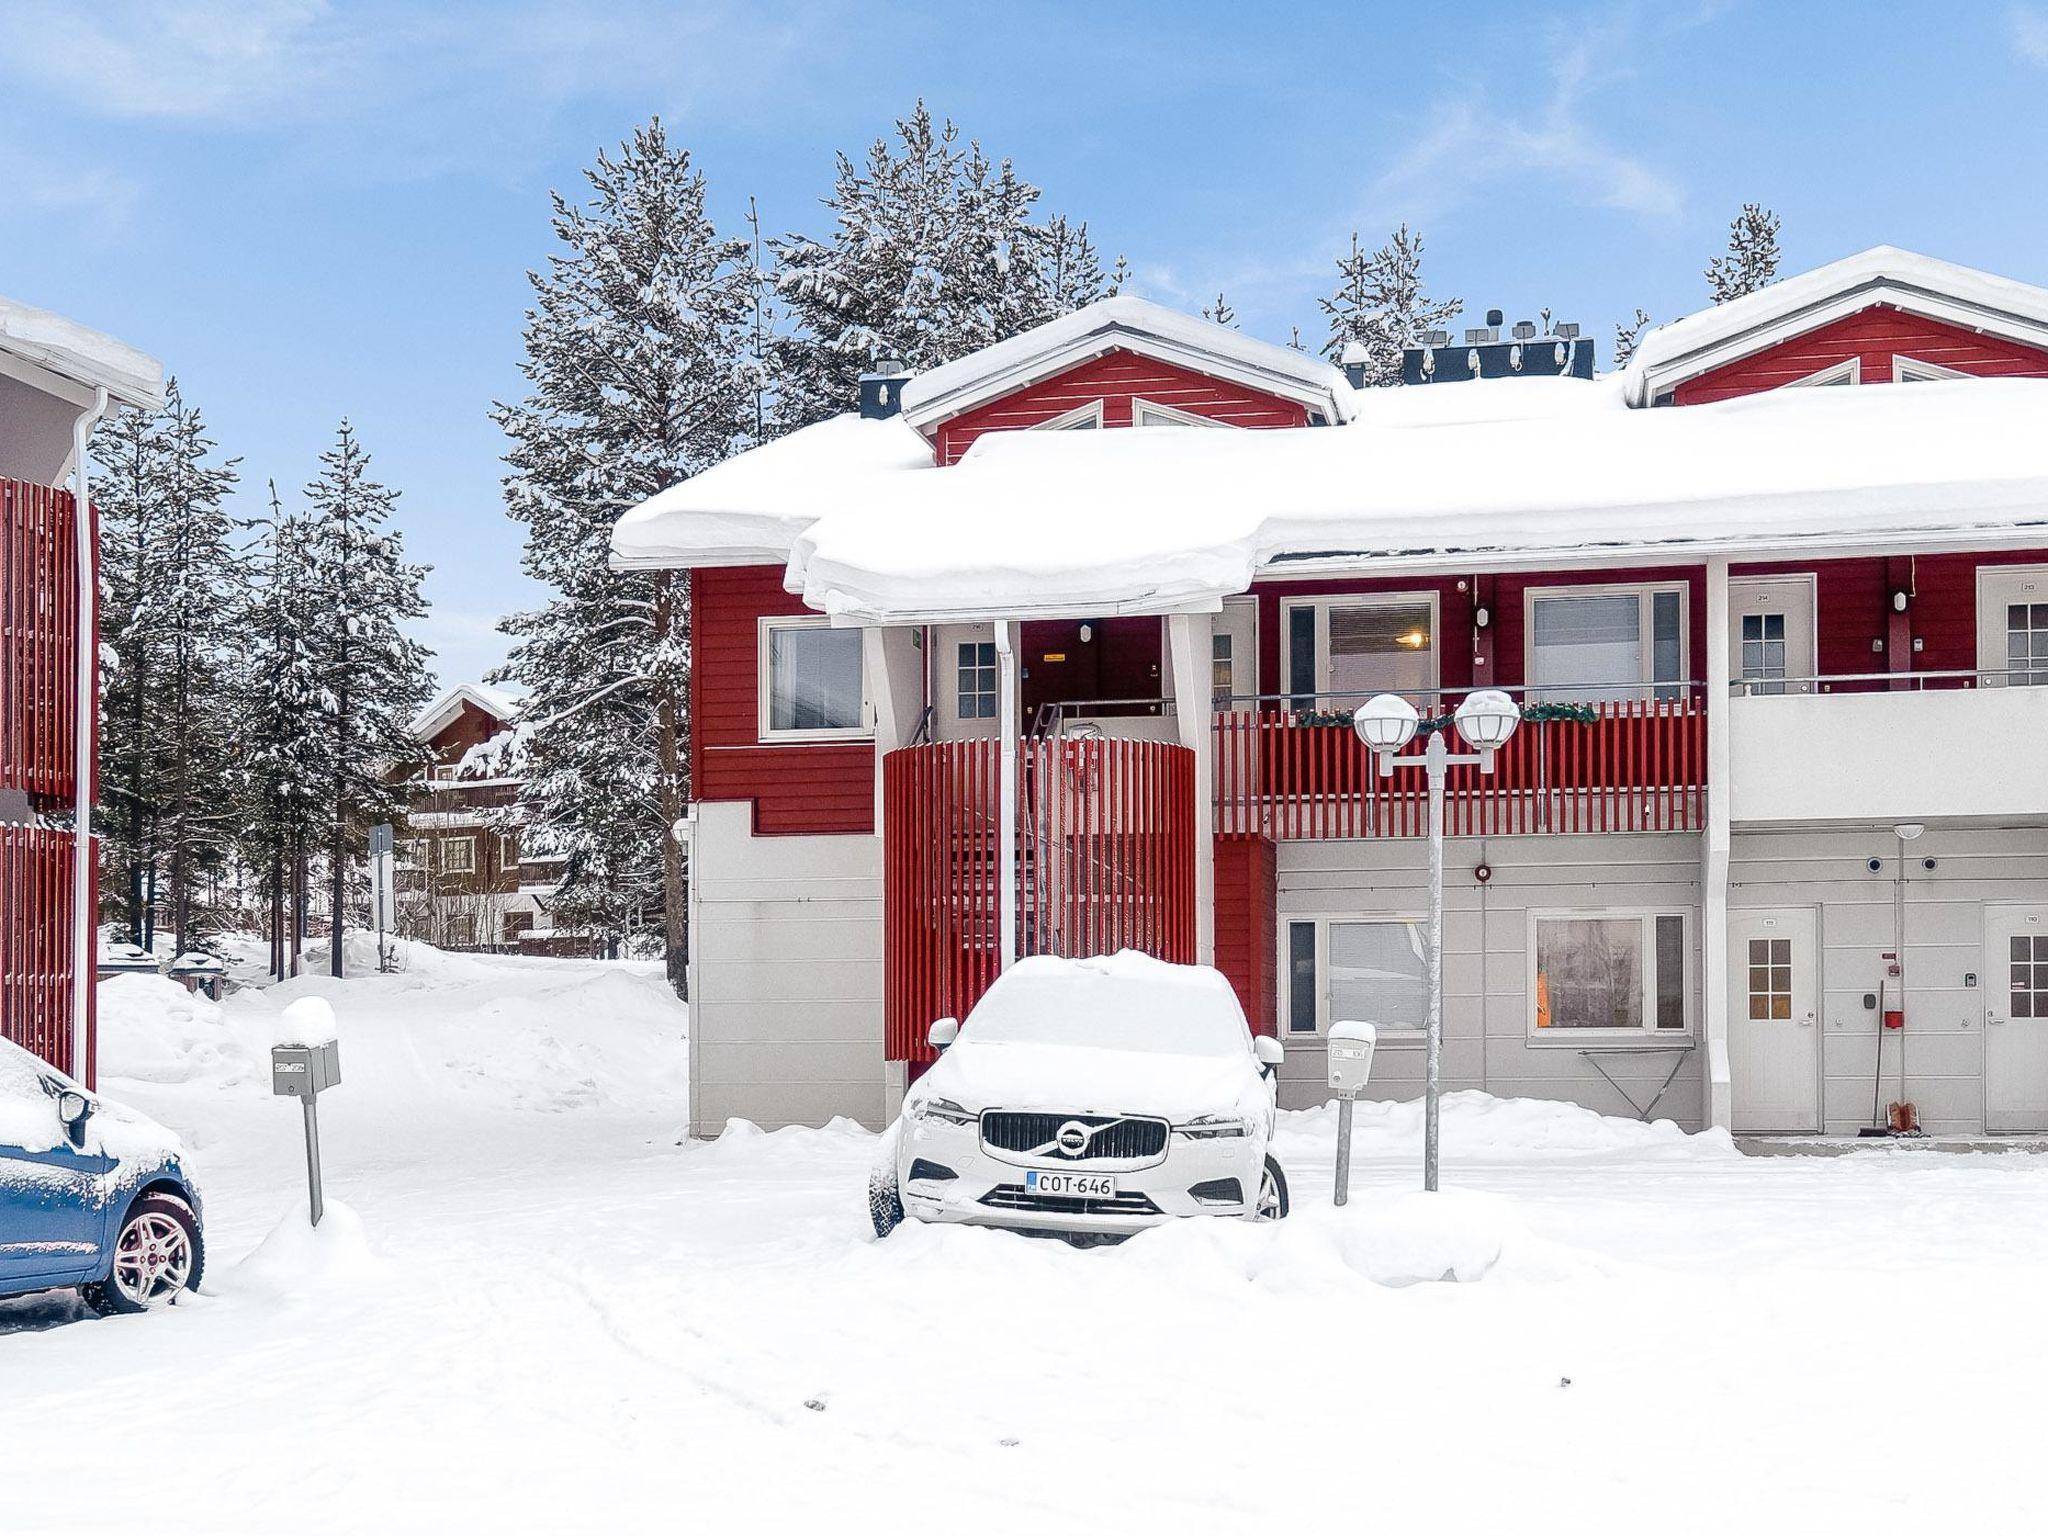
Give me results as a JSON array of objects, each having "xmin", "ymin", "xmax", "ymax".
[{"xmin": 1026, "ymin": 1170, "xmax": 1116, "ymax": 1198}]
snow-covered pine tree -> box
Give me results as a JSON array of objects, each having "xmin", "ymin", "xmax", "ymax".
[
  {"xmin": 93, "ymin": 380, "xmax": 242, "ymax": 953},
  {"xmin": 1614, "ymin": 307, "xmax": 1653, "ymax": 368},
  {"xmin": 770, "ymin": 101, "xmax": 1110, "ymax": 431},
  {"xmin": 494, "ymin": 117, "xmax": 756, "ymax": 988},
  {"xmin": 1319, "ymin": 226, "xmax": 1462, "ymax": 385},
  {"xmin": 300, "ymin": 421, "xmax": 433, "ymax": 977},
  {"xmin": 1706, "ymin": 203, "xmax": 1782, "ymax": 304}
]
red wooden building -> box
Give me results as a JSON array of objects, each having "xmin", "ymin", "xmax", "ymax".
[
  {"xmin": 1, "ymin": 296, "xmax": 164, "ymax": 1084},
  {"xmin": 617, "ymin": 250, "xmax": 2048, "ymax": 1140}
]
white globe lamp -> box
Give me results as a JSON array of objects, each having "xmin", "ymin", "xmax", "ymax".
[
  {"xmin": 1352, "ymin": 692, "xmax": 1420, "ymax": 756},
  {"xmin": 1453, "ymin": 689, "xmax": 1521, "ymax": 754}
]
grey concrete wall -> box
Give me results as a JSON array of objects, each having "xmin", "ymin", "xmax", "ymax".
[
  {"xmin": 1274, "ymin": 833, "xmax": 1707, "ymax": 1128},
  {"xmin": 1730, "ymin": 824, "xmax": 2048, "ymax": 1136},
  {"xmin": 688, "ymin": 800, "xmax": 887, "ymax": 1137}
]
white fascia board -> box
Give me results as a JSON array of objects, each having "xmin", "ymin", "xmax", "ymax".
[
  {"xmin": 0, "ymin": 294, "xmax": 164, "ymax": 410},
  {"xmin": 814, "ymin": 591, "xmax": 1227, "ymax": 627},
  {"xmin": 901, "ymin": 319, "xmax": 1351, "ymax": 431}
]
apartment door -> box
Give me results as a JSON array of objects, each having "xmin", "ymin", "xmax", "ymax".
[
  {"xmin": 1727, "ymin": 577, "xmax": 1816, "ymax": 696},
  {"xmin": 1985, "ymin": 905, "xmax": 2048, "ymax": 1132},
  {"xmin": 1211, "ymin": 596, "xmax": 1259, "ymax": 711},
  {"xmin": 1728, "ymin": 907, "xmax": 1820, "ymax": 1132},
  {"xmin": 1976, "ymin": 565, "xmax": 2048, "ymax": 686}
]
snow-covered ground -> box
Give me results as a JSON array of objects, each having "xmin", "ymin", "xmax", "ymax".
[{"xmin": 6, "ymin": 948, "xmax": 2048, "ymax": 1533}]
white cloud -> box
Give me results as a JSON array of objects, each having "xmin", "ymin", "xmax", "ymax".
[
  {"xmin": 1364, "ymin": 30, "xmax": 1682, "ymax": 227},
  {"xmin": 2015, "ymin": 6, "xmax": 2048, "ymax": 64}
]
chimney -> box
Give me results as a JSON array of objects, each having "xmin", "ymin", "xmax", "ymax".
[
  {"xmin": 859, "ymin": 354, "xmax": 912, "ymax": 420},
  {"xmin": 1400, "ymin": 309, "xmax": 1595, "ymax": 387}
]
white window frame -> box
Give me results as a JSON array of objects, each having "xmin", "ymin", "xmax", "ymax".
[
  {"xmin": 1525, "ymin": 907, "xmax": 1693, "ymax": 1043},
  {"xmin": 498, "ymin": 832, "xmax": 519, "ymax": 868},
  {"xmin": 1032, "ymin": 400, "xmax": 1105, "ymax": 431},
  {"xmin": 1132, "ymin": 398, "xmax": 1230, "ymax": 428},
  {"xmin": 1976, "ymin": 563, "xmax": 2048, "ymax": 686},
  {"xmin": 1280, "ymin": 591, "xmax": 1442, "ymax": 703},
  {"xmin": 1279, "ymin": 912, "xmax": 1430, "ymax": 1045},
  {"xmin": 954, "ymin": 638, "xmax": 999, "ymax": 722},
  {"xmin": 756, "ymin": 615, "xmax": 872, "ymax": 744},
  {"xmin": 1892, "ymin": 354, "xmax": 1970, "ymax": 383},
  {"xmin": 431, "ymin": 765, "xmax": 458, "ymax": 783},
  {"xmin": 441, "ymin": 835, "xmax": 476, "ymax": 875},
  {"xmin": 1523, "ymin": 579, "xmax": 1689, "ymax": 700},
  {"xmin": 1785, "ymin": 358, "xmax": 1861, "ymax": 387}
]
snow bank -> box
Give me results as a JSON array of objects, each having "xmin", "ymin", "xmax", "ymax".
[
  {"xmin": 231, "ymin": 1200, "xmax": 381, "ymax": 1297},
  {"xmin": 98, "ymin": 974, "xmax": 264, "ymax": 1090},
  {"xmin": 1275, "ymin": 1089, "xmax": 1739, "ymax": 1165}
]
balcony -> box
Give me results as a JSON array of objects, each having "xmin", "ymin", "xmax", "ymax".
[
  {"xmin": 1214, "ymin": 687, "xmax": 1707, "ymax": 839},
  {"xmin": 1729, "ymin": 671, "xmax": 2048, "ymax": 824},
  {"xmin": 0, "ymin": 477, "xmax": 85, "ymax": 806}
]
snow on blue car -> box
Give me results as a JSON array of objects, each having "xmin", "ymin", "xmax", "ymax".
[{"xmin": 1, "ymin": 1037, "xmax": 204, "ymax": 1314}]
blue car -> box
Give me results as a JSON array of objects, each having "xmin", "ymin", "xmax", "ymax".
[{"xmin": 1, "ymin": 1038, "xmax": 205, "ymax": 1314}]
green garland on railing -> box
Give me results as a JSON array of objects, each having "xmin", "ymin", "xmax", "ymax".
[{"xmin": 1290, "ymin": 701, "xmax": 1600, "ymax": 729}]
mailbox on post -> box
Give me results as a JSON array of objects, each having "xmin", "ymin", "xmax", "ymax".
[
  {"xmin": 1327, "ymin": 1020, "xmax": 1378, "ymax": 1207},
  {"xmin": 271, "ymin": 998, "xmax": 341, "ymax": 1226}
]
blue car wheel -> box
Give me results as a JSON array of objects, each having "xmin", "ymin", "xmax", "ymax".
[{"xmin": 84, "ymin": 1191, "xmax": 203, "ymax": 1315}]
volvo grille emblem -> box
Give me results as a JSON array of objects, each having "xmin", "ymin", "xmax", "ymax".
[{"xmin": 1055, "ymin": 1121, "xmax": 1093, "ymax": 1157}]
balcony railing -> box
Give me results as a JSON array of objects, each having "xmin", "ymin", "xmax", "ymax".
[
  {"xmin": 1, "ymin": 478, "xmax": 85, "ymax": 805},
  {"xmin": 1214, "ymin": 686, "xmax": 1707, "ymax": 839},
  {"xmin": 0, "ymin": 824, "xmax": 88, "ymax": 1078}
]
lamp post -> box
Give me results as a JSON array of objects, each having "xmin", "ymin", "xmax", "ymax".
[{"xmin": 1354, "ymin": 690, "xmax": 1520, "ymax": 1192}]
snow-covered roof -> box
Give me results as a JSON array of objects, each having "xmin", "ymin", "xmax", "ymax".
[
  {"xmin": 1622, "ymin": 246, "xmax": 2048, "ymax": 405},
  {"xmin": 411, "ymin": 683, "xmax": 518, "ymax": 742},
  {"xmin": 897, "ymin": 294, "xmax": 1355, "ymax": 433},
  {"xmin": 0, "ymin": 292, "xmax": 164, "ymax": 410},
  {"xmin": 612, "ymin": 413, "xmax": 934, "ymax": 570},
  {"xmin": 776, "ymin": 376, "xmax": 2048, "ymax": 623}
]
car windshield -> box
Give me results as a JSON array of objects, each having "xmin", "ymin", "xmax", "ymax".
[{"xmin": 962, "ymin": 955, "xmax": 1251, "ymax": 1058}]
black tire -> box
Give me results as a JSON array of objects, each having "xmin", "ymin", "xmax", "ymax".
[
  {"xmin": 868, "ymin": 1164, "xmax": 905, "ymax": 1239},
  {"xmin": 1254, "ymin": 1155, "xmax": 1290, "ymax": 1221},
  {"xmin": 84, "ymin": 1190, "xmax": 204, "ymax": 1315}
]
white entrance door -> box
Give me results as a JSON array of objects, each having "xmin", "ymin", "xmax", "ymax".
[
  {"xmin": 1728, "ymin": 577, "xmax": 1816, "ymax": 696},
  {"xmin": 1728, "ymin": 908, "xmax": 1820, "ymax": 1132},
  {"xmin": 1985, "ymin": 906, "xmax": 2048, "ymax": 1132},
  {"xmin": 1212, "ymin": 595, "xmax": 1258, "ymax": 712},
  {"xmin": 1976, "ymin": 565, "xmax": 2048, "ymax": 687}
]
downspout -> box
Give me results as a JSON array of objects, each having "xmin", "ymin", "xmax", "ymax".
[
  {"xmin": 1702, "ymin": 555, "xmax": 1733, "ymax": 1130},
  {"xmin": 995, "ymin": 621, "xmax": 1018, "ymax": 970},
  {"xmin": 71, "ymin": 386, "xmax": 109, "ymax": 1085}
]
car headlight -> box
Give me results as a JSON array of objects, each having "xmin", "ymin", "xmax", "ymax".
[
  {"xmin": 909, "ymin": 1096, "xmax": 976, "ymax": 1128},
  {"xmin": 1172, "ymin": 1115, "xmax": 1249, "ymax": 1139}
]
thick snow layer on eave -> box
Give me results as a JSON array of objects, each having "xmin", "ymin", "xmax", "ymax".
[
  {"xmin": 610, "ymin": 414, "xmax": 933, "ymax": 569},
  {"xmin": 0, "ymin": 293, "xmax": 164, "ymax": 409},
  {"xmin": 787, "ymin": 378, "xmax": 2048, "ymax": 622},
  {"xmin": 1621, "ymin": 245, "xmax": 2048, "ymax": 399}
]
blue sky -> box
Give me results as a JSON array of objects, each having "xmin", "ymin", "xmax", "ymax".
[{"xmin": 6, "ymin": 0, "xmax": 2048, "ymax": 689}]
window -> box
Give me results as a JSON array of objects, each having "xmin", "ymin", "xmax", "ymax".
[
  {"xmin": 1133, "ymin": 399, "xmax": 1227, "ymax": 428},
  {"xmin": 759, "ymin": 618, "xmax": 868, "ymax": 740},
  {"xmin": 1283, "ymin": 594, "xmax": 1439, "ymax": 707},
  {"xmin": 1740, "ymin": 612, "xmax": 1787, "ymax": 694},
  {"xmin": 432, "ymin": 765, "xmax": 457, "ymax": 783},
  {"xmin": 1211, "ymin": 633, "xmax": 1235, "ymax": 710},
  {"xmin": 1530, "ymin": 911, "xmax": 1688, "ymax": 1038},
  {"xmin": 1893, "ymin": 356, "xmax": 1969, "ymax": 383},
  {"xmin": 2007, "ymin": 603, "xmax": 2048, "ymax": 686},
  {"xmin": 2009, "ymin": 934, "xmax": 2048, "ymax": 1019},
  {"xmin": 447, "ymin": 913, "xmax": 476, "ymax": 947},
  {"xmin": 956, "ymin": 641, "xmax": 998, "ymax": 720},
  {"xmin": 1786, "ymin": 358, "xmax": 1861, "ymax": 387},
  {"xmin": 1526, "ymin": 583, "xmax": 1685, "ymax": 703},
  {"xmin": 499, "ymin": 832, "xmax": 520, "ymax": 868},
  {"xmin": 1282, "ymin": 916, "xmax": 1428, "ymax": 1037},
  {"xmin": 503, "ymin": 912, "xmax": 535, "ymax": 942},
  {"xmin": 442, "ymin": 836, "xmax": 476, "ymax": 875},
  {"xmin": 1747, "ymin": 936, "xmax": 1794, "ymax": 1021},
  {"xmin": 1034, "ymin": 400, "xmax": 1103, "ymax": 431}
]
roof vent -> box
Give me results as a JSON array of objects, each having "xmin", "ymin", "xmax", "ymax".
[
  {"xmin": 1403, "ymin": 307, "xmax": 1595, "ymax": 387},
  {"xmin": 860, "ymin": 355, "xmax": 912, "ymax": 420}
]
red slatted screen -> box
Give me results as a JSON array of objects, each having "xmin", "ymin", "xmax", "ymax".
[
  {"xmin": 1212, "ymin": 695, "xmax": 1706, "ymax": 840},
  {"xmin": 884, "ymin": 738, "xmax": 1198, "ymax": 1063},
  {"xmin": 0, "ymin": 826, "xmax": 79, "ymax": 1073},
  {"xmin": 1, "ymin": 479, "xmax": 81, "ymax": 803}
]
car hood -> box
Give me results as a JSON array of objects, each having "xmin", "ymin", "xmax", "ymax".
[{"xmin": 916, "ymin": 1038, "xmax": 1267, "ymax": 1123}]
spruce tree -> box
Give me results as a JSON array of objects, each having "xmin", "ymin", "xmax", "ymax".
[
  {"xmin": 1613, "ymin": 307, "xmax": 1653, "ymax": 368},
  {"xmin": 301, "ymin": 421, "xmax": 433, "ymax": 977},
  {"xmin": 770, "ymin": 101, "xmax": 1110, "ymax": 430},
  {"xmin": 494, "ymin": 117, "xmax": 755, "ymax": 987},
  {"xmin": 1706, "ymin": 203, "xmax": 1782, "ymax": 304},
  {"xmin": 1319, "ymin": 226, "xmax": 1462, "ymax": 385}
]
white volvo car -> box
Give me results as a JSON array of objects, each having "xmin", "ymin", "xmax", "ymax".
[{"xmin": 869, "ymin": 952, "xmax": 1288, "ymax": 1240}]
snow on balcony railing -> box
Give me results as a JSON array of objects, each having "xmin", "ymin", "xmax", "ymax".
[
  {"xmin": 0, "ymin": 478, "xmax": 84, "ymax": 805},
  {"xmin": 1213, "ymin": 687, "xmax": 1706, "ymax": 839}
]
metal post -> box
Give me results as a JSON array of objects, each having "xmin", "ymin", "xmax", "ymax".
[
  {"xmin": 1334, "ymin": 1096, "xmax": 1355, "ymax": 1206},
  {"xmin": 1424, "ymin": 732, "xmax": 1447, "ymax": 1194},
  {"xmin": 302, "ymin": 1093, "xmax": 325, "ymax": 1227}
]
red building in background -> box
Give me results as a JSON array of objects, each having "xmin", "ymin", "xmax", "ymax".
[{"xmin": 1, "ymin": 297, "xmax": 163, "ymax": 1085}]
